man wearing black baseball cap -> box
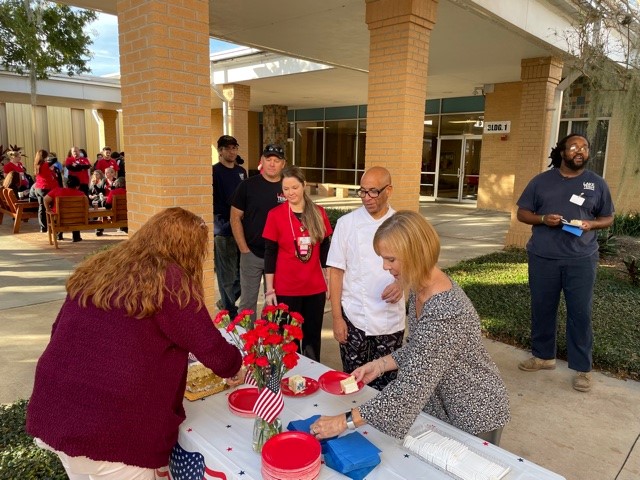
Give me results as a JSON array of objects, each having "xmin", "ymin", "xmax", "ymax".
[
  {"xmin": 213, "ymin": 135, "xmax": 247, "ymax": 316},
  {"xmin": 230, "ymin": 143, "xmax": 286, "ymax": 319},
  {"xmin": 217, "ymin": 135, "xmax": 244, "ymax": 165}
]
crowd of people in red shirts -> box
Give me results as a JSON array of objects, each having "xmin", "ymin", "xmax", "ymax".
[{"xmin": 1, "ymin": 144, "xmax": 127, "ymax": 240}]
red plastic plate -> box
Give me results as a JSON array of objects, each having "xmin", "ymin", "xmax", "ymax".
[
  {"xmin": 227, "ymin": 387, "xmax": 259, "ymax": 415},
  {"xmin": 318, "ymin": 370, "xmax": 364, "ymax": 395},
  {"xmin": 262, "ymin": 431, "xmax": 321, "ymax": 470},
  {"xmin": 280, "ymin": 376, "xmax": 320, "ymax": 397}
]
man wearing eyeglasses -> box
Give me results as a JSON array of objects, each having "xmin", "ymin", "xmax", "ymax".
[
  {"xmin": 516, "ymin": 133, "xmax": 614, "ymax": 393},
  {"xmin": 230, "ymin": 144, "xmax": 286, "ymax": 320},
  {"xmin": 327, "ymin": 166, "xmax": 405, "ymax": 390}
]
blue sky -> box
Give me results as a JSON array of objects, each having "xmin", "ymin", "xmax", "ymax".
[{"xmin": 86, "ymin": 12, "xmax": 239, "ymax": 76}]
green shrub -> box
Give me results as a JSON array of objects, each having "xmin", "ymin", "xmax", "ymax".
[
  {"xmin": 0, "ymin": 400, "xmax": 66, "ymax": 480},
  {"xmin": 611, "ymin": 211, "xmax": 640, "ymax": 237},
  {"xmin": 324, "ymin": 207, "xmax": 353, "ymax": 229},
  {"xmin": 447, "ymin": 248, "xmax": 640, "ymax": 380}
]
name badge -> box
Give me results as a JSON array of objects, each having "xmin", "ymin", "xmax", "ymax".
[
  {"xmin": 570, "ymin": 194, "xmax": 585, "ymax": 206},
  {"xmin": 297, "ymin": 236, "xmax": 311, "ymax": 255}
]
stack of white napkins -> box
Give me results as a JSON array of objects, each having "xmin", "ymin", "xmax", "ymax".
[{"xmin": 403, "ymin": 429, "xmax": 510, "ymax": 480}]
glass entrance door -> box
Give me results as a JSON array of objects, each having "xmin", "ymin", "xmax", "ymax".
[{"xmin": 436, "ymin": 135, "xmax": 482, "ymax": 202}]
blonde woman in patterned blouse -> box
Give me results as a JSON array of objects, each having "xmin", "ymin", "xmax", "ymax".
[{"xmin": 311, "ymin": 211, "xmax": 510, "ymax": 445}]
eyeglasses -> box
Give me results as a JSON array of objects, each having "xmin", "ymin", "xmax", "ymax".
[
  {"xmin": 357, "ymin": 185, "xmax": 390, "ymax": 198},
  {"xmin": 567, "ymin": 144, "xmax": 589, "ymax": 153}
]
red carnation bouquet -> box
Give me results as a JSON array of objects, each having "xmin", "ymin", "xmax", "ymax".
[
  {"xmin": 214, "ymin": 304, "xmax": 304, "ymax": 383},
  {"xmin": 214, "ymin": 303, "xmax": 304, "ymax": 451}
]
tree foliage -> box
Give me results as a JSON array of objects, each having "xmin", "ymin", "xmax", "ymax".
[
  {"xmin": 0, "ymin": 0, "xmax": 97, "ymax": 80},
  {"xmin": 557, "ymin": 0, "xmax": 640, "ymax": 177}
]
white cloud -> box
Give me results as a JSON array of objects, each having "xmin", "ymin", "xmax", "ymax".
[{"xmin": 86, "ymin": 13, "xmax": 120, "ymax": 76}]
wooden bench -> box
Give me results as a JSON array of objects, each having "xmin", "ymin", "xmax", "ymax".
[
  {"xmin": 0, "ymin": 187, "xmax": 39, "ymax": 233},
  {"xmin": 46, "ymin": 194, "xmax": 128, "ymax": 248},
  {"xmin": 317, "ymin": 183, "xmax": 360, "ymax": 198},
  {"xmin": 304, "ymin": 182, "xmax": 319, "ymax": 195}
]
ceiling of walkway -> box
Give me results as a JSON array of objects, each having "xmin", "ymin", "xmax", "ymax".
[{"xmin": 61, "ymin": 0, "xmax": 563, "ymax": 110}]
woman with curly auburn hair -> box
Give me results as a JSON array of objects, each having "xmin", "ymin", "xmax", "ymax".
[
  {"xmin": 312, "ymin": 211, "xmax": 510, "ymax": 446},
  {"xmin": 27, "ymin": 207, "xmax": 244, "ymax": 479}
]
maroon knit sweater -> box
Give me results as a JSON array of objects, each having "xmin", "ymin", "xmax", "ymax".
[{"xmin": 26, "ymin": 264, "xmax": 242, "ymax": 468}]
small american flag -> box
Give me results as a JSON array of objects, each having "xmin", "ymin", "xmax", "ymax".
[
  {"xmin": 252, "ymin": 371, "xmax": 284, "ymax": 423},
  {"xmin": 244, "ymin": 367, "xmax": 257, "ymax": 386}
]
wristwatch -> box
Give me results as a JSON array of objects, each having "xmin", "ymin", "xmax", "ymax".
[{"xmin": 345, "ymin": 410, "xmax": 356, "ymax": 430}]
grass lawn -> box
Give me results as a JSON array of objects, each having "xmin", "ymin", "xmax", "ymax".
[{"xmin": 446, "ymin": 248, "xmax": 640, "ymax": 381}]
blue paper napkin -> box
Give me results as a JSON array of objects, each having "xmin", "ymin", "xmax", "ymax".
[
  {"xmin": 286, "ymin": 415, "xmax": 337, "ymax": 453},
  {"xmin": 324, "ymin": 432, "xmax": 381, "ymax": 478},
  {"xmin": 562, "ymin": 224, "xmax": 583, "ymax": 236},
  {"xmin": 324, "ymin": 449, "xmax": 378, "ymax": 480}
]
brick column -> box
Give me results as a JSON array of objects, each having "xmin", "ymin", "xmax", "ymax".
[
  {"xmin": 505, "ymin": 57, "xmax": 563, "ymax": 247},
  {"xmin": 98, "ymin": 109, "xmax": 119, "ymax": 150},
  {"xmin": 365, "ymin": 0, "xmax": 438, "ymax": 211},
  {"xmin": 116, "ymin": 0, "xmax": 215, "ymax": 307},
  {"xmin": 477, "ymin": 82, "xmax": 522, "ymax": 212},
  {"xmin": 262, "ymin": 104, "xmax": 288, "ymax": 158},
  {"xmin": 222, "ymin": 83, "xmax": 250, "ymax": 162}
]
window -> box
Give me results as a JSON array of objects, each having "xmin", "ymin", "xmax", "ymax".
[{"xmin": 558, "ymin": 119, "xmax": 609, "ymax": 176}]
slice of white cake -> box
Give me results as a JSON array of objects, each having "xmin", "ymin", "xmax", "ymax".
[
  {"xmin": 340, "ymin": 375, "xmax": 359, "ymax": 394},
  {"xmin": 288, "ymin": 374, "xmax": 306, "ymax": 394}
]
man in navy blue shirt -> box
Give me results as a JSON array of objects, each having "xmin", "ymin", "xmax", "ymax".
[
  {"xmin": 213, "ymin": 135, "xmax": 247, "ymax": 316},
  {"xmin": 516, "ymin": 133, "xmax": 614, "ymax": 392}
]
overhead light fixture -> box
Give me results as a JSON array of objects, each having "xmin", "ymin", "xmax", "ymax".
[
  {"xmin": 424, "ymin": 120, "xmax": 433, "ymax": 125},
  {"xmin": 472, "ymin": 86, "xmax": 484, "ymax": 96}
]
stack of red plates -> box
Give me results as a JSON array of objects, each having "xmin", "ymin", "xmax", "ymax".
[
  {"xmin": 227, "ymin": 387, "xmax": 259, "ymax": 418},
  {"xmin": 261, "ymin": 431, "xmax": 321, "ymax": 480}
]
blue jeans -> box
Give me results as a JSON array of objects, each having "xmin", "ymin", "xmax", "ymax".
[
  {"xmin": 214, "ymin": 235, "xmax": 241, "ymax": 316},
  {"xmin": 527, "ymin": 252, "xmax": 599, "ymax": 372},
  {"xmin": 238, "ymin": 251, "xmax": 265, "ymax": 321}
]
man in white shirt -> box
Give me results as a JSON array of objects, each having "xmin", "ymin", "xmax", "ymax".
[{"xmin": 327, "ymin": 166, "xmax": 404, "ymax": 390}]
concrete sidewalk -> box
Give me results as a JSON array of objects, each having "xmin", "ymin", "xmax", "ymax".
[{"xmin": 1, "ymin": 202, "xmax": 638, "ymax": 480}]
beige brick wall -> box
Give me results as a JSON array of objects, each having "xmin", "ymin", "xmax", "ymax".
[
  {"xmin": 505, "ymin": 57, "xmax": 563, "ymax": 247},
  {"xmin": 117, "ymin": 0, "xmax": 216, "ymax": 308},
  {"xmin": 601, "ymin": 107, "xmax": 640, "ymax": 213},
  {"xmin": 478, "ymin": 82, "xmax": 522, "ymax": 212},
  {"xmin": 365, "ymin": 0, "xmax": 438, "ymax": 212}
]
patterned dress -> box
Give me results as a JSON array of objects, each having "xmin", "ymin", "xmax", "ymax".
[{"xmin": 358, "ymin": 280, "xmax": 510, "ymax": 438}]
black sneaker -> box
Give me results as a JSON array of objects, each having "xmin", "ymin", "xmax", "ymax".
[
  {"xmin": 57, "ymin": 233, "xmax": 63, "ymax": 241},
  {"xmin": 96, "ymin": 230, "xmax": 104, "ymax": 237},
  {"xmin": 72, "ymin": 237, "xmax": 83, "ymax": 243}
]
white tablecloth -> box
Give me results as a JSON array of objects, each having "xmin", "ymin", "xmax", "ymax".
[{"xmin": 171, "ymin": 356, "xmax": 565, "ymax": 480}]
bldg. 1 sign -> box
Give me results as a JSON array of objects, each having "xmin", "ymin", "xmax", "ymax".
[{"xmin": 483, "ymin": 121, "xmax": 511, "ymax": 134}]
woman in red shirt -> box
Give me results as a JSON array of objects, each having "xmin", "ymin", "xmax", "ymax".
[
  {"xmin": 3, "ymin": 148, "xmax": 29, "ymax": 189},
  {"xmin": 34, "ymin": 149, "xmax": 58, "ymax": 232},
  {"xmin": 262, "ymin": 166, "xmax": 332, "ymax": 361},
  {"xmin": 64, "ymin": 146, "xmax": 91, "ymax": 195}
]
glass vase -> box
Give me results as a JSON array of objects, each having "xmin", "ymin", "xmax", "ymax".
[{"xmin": 252, "ymin": 416, "xmax": 282, "ymax": 453}]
